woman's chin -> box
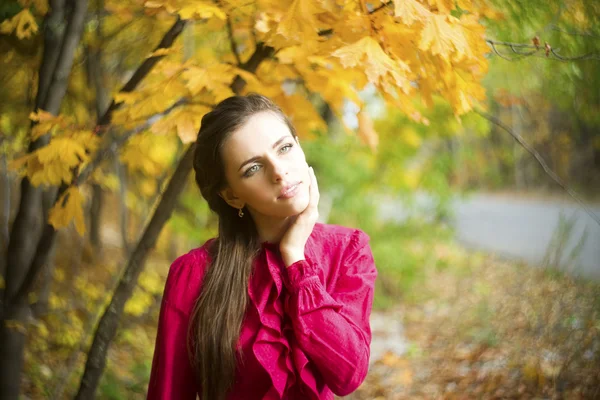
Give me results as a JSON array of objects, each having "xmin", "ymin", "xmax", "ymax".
[{"xmin": 271, "ymin": 196, "xmax": 310, "ymax": 218}]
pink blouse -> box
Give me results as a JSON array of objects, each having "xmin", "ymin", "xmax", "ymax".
[{"xmin": 147, "ymin": 223, "xmax": 377, "ymax": 399}]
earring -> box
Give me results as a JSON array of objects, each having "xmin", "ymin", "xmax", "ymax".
[{"xmin": 238, "ymin": 208, "xmax": 244, "ymax": 218}]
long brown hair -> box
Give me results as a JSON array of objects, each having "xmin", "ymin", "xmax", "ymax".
[{"xmin": 189, "ymin": 94, "xmax": 298, "ymax": 399}]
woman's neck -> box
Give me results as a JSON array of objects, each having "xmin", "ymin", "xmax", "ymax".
[{"xmin": 250, "ymin": 211, "xmax": 296, "ymax": 244}]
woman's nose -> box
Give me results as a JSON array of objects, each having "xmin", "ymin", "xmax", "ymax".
[{"xmin": 271, "ymin": 159, "xmax": 288, "ymax": 181}]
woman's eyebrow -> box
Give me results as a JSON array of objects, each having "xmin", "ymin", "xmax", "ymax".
[{"xmin": 237, "ymin": 135, "xmax": 292, "ymax": 171}]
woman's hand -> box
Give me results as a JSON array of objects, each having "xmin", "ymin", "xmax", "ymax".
[{"xmin": 280, "ymin": 166, "xmax": 320, "ymax": 267}]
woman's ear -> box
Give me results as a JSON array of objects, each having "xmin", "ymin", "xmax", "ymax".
[{"xmin": 219, "ymin": 187, "xmax": 244, "ymax": 209}]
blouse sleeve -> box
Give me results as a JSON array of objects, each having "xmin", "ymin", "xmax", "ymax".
[
  {"xmin": 281, "ymin": 229, "xmax": 377, "ymax": 396},
  {"xmin": 147, "ymin": 254, "xmax": 198, "ymax": 400}
]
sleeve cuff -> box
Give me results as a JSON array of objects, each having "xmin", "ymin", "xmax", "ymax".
[{"xmin": 282, "ymin": 259, "xmax": 320, "ymax": 293}]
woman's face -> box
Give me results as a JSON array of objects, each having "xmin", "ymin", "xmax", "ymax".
[{"xmin": 219, "ymin": 111, "xmax": 310, "ymax": 219}]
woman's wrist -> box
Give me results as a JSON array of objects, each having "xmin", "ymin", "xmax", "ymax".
[{"xmin": 281, "ymin": 248, "xmax": 305, "ymax": 268}]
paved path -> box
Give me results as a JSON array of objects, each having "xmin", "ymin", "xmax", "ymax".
[
  {"xmin": 369, "ymin": 309, "xmax": 408, "ymax": 365},
  {"xmin": 378, "ymin": 192, "xmax": 600, "ymax": 280}
]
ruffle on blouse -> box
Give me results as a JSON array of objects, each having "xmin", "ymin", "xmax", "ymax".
[{"xmin": 247, "ymin": 242, "xmax": 322, "ymax": 400}]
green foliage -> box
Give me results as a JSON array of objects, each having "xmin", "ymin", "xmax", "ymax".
[{"xmin": 167, "ymin": 181, "xmax": 217, "ymax": 248}]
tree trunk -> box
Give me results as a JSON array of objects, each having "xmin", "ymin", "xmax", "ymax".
[
  {"xmin": 89, "ymin": 184, "xmax": 104, "ymax": 252},
  {"xmin": 0, "ymin": 1, "xmax": 89, "ymax": 398},
  {"xmin": 0, "ymin": 299, "xmax": 30, "ymax": 399},
  {"xmin": 0, "ymin": 143, "xmax": 10, "ymax": 283},
  {"xmin": 74, "ymin": 144, "xmax": 195, "ymax": 399},
  {"xmin": 87, "ymin": 0, "xmax": 110, "ymax": 255},
  {"xmin": 511, "ymin": 104, "xmax": 526, "ymax": 190},
  {"xmin": 115, "ymin": 157, "xmax": 131, "ymax": 256}
]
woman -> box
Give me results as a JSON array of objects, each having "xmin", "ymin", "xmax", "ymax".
[{"xmin": 147, "ymin": 94, "xmax": 377, "ymax": 400}]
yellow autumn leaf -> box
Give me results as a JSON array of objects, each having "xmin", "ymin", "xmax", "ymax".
[
  {"xmin": 139, "ymin": 178, "xmax": 157, "ymax": 197},
  {"xmin": 332, "ymin": 36, "xmax": 411, "ymax": 93},
  {"xmin": 125, "ymin": 288, "xmax": 154, "ymax": 317},
  {"xmin": 426, "ymin": 0, "xmax": 455, "ymax": 13},
  {"xmin": 13, "ymin": 8, "xmax": 38, "ymax": 39},
  {"xmin": 0, "ymin": 9, "xmax": 39, "ymax": 39},
  {"xmin": 144, "ymin": 0, "xmax": 178, "ymax": 14},
  {"xmin": 29, "ymin": 109, "xmax": 64, "ymax": 140},
  {"xmin": 11, "ymin": 135, "xmax": 90, "ymax": 186},
  {"xmin": 151, "ymin": 104, "xmax": 211, "ymax": 143},
  {"xmin": 120, "ymin": 132, "xmax": 178, "ymax": 176},
  {"xmin": 330, "ymin": 12, "xmax": 370, "ymax": 43},
  {"xmin": 182, "ymin": 63, "xmax": 236, "ymax": 97},
  {"xmin": 48, "ymin": 186, "xmax": 86, "ymax": 235},
  {"xmin": 90, "ymin": 169, "xmax": 120, "ymax": 191},
  {"xmin": 37, "ymin": 137, "xmax": 88, "ymax": 166},
  {"xmin": 71, "ymin": 130, "xmax": 100, "ymax": 154},
  {"xmin": 419, "ymin": 14, "xmax": 470, "ymax": 62},
  {"xmin": 29, "ymin": 109, "xmax": 54, "ymax": 122},
  {"xmin": 357, "ymin": 111, "xmax": 379, "ymax": 152},
  {"xmin": 148, "ymin": 45, "xmax": 181, "ymax": 58},
  {"xmin": 138, "ymin": 270, "xmax": 164, "ymax": 295},
  {"xmin": 114, "ymin": 92, "xmax": 140, "ymax": 105},
  {"xmin": 114, "ymin": 89, "xmax": 181, "ymax": 126},
  {"xmin": 178, "ymin": 2, "xmax": 226, "ymax": 20},
  {"xmin": 456, "ymin": 0, "xmax": 472, "ymax": 10},
  {"xmin": 274, "ymin": 93, "xmax": 326, "ymax": 137},
  {"xmin": 393, "ymin": 0, "xmax": 431, "ymax": 25},
  {"xmin": 277, "ymin": 0, "xmax": 322, "ymax": 42}
]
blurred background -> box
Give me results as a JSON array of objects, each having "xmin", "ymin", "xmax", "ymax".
[{"xmin": 0, "ymin": 0, "xmax": 599, "ymax": 399}]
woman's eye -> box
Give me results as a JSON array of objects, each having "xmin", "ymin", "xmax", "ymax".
[
  {"xmin": 280, "ymin": 143, "xmax": 293, "ymax": 153},
  {"xmin": 244, "ymin": 165, "xmax": 259, "ymax": 177}
]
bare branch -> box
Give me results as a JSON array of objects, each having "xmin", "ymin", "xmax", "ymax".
[
  {"xmin": 475, "ymin": 109, "xmax": 600, "ymax": 226},
  {"xmin": 485, "ymin": 39, "xmax": 600, "ymax": 61},
  {"xmin": 226, "ymin": 16, "xmax": 242, "ymax": 65}
]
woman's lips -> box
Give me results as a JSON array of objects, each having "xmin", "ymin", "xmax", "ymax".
[{"xmin": 278, "ymin": 182, "xmax": 301, "ymax": 199}]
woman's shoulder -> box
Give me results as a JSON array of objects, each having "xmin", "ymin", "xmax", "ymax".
[
  {"xmin": 162, "ymin": 238, "xmax": 216, "ymax": 315},
  {"xmin": 309, "ymin": 223, "xmax": 371, "ymax": 259},
  {"xmin": 311, "ymin": 222, "xmax": 370, "ymax": 247}
]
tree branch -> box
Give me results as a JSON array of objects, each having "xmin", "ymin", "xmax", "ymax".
[
  {"xmin": 226, "ymin": 15, "xmax": 242, "ymax": 65},
  {"xmin": 485, "ymin": 39, "xmax": 600, "ymax": 61},
  {"xmin": 43, "ymin": 0, "xmax": 90, "ymax": 114},
  {"xmin": 369, "ymin": 1, "xmax": 392, "ymax": 14},
  {"xmin": 97, "ymin": 17, "xmax": 188, "ymax": 127},
  {"xmin": 475, "ymin": 109, "xmax": 600, "ymax": 226},
  {"xmin": 231, "ymin": 42, "xmax": 274, "ymax": 93},
  {"xmin": 75, "ymin": 99, "xmax": 189, "ymax": 186},
  {"xmin": 35, "ymin": 0, "xmax": 67, "ymax": 111},
  {"xmin": 318, "ymin": 1, "xmax": 392, "ymax": 37}
]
